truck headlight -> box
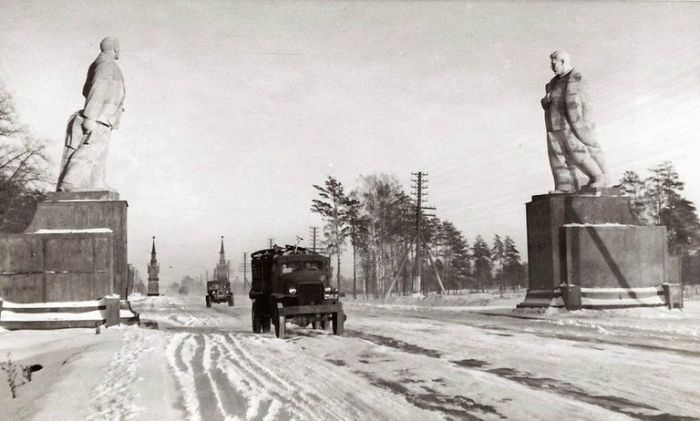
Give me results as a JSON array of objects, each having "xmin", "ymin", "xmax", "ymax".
[{"xmin": 288, "ymin": 288, "xmax": 297, "ymax": 295}]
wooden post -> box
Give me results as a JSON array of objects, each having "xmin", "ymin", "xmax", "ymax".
[
  {"xmin": 420, "ymin": 233, "xmax": 446, "ymax": 293},
  {"xmin": 384, "ymin": 236, "xmax": 416, "ymax": 300},
  {"xmin": 105, "ymin": 296, "xmax": 120, "ymax": 327}
]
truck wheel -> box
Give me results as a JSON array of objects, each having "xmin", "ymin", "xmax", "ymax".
[
  {"xmin": 262, "ymin": 317, "xmax": 271, "ymax": 332},
  {"xmin": 252, "ymin": 310, "xmax": 262, "ymax": 333},
  {"xmin": 228, "ymin": 296, "xmax": 234, "ymax": 307},
  {"xmin": 332, "ymin": 311, "xmax": 344, "ymax": 336},
  {"xmin": 275, "ymin": 316, "xmax": 286, "ymax": 339},
  {"xmin": 205, "ymin": 296, "xmax": 211, "ymax": 308},
  {"xmin": 274, "ymin": 302, "xmax": 286, "ymax": 339}
]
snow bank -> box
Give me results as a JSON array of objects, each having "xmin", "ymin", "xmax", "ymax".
[
  {"xmin": 1, "ymin": 310, "xmax": 104, "ymax": 322},
  {"xmin": 33, "ymin": 228, "xmax": 113, "ymax": 234},
  {"xmin": 347, "ymin": 291, "xmax": 526, "ymax": 309}
]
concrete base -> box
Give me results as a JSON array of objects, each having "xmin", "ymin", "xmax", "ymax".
[
  {"xmin": 520, "ymin": 192, "xmax": 680, "ymax": 309},
  {"xmin": 0, "ymin": 231, "xmax": 114, "ymax": 302},
  {"xmin": 25, "ymin": 191, "xmax": 128, "ymax": 298},
  {"xmin": 518, "ymin": 286, "xmax": 667, "ymax": 309},
  {"xmin": 0, "ymin": 297, "xmax": 139, "ymax": 330},
  {"xmin": 0, "ymin": 190, "xmax": 136, "ymax": 329}
]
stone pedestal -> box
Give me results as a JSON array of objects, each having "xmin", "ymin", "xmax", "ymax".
[
  {"xmin": 0, "ymin": 231, "xmax": 113, "ymax": 302},
  {"xmin": 24, "ymin": 191, "xmax": 128, "ymax": 299},
  {"xmin": 0, "ymin": 191, "xmax": 137, "ymax": 328},
  {"xmin": 519, "ymin": 190, "xmax": 678, "ymax": 309}
]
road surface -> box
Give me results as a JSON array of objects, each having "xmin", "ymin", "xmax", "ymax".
[{"xmin": 1, "ymin": 294, "xmax": 699, "ymax": 420}]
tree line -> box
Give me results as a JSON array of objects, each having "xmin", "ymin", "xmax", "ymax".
[
  {"xmin": 618, "ymin": 162, "xmax": 700, "ymax": 284},
  {"xmin": 311, "ymin": 174, "xmax": 526, "ymax": 298},
  {"xmin": 0, "ymin": 83, "xmax": 49, "ymax": 232},
  {"xmin": 618, "ymin": 161, "xmax": 700, "ymax": 254}
]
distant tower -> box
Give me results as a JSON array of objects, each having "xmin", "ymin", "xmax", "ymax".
[
  {"xmin": 147, "ymin": 236, "xmax": 160, "ymax": 296},
  {"xmin": 214, "ymin": 236, "xmax": 230, "ymax": 282}
]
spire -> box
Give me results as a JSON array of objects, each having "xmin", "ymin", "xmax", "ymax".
[
  {"xmin": 150, "ymin": 236, "xmax": 158, "ymax": 264},
  {"xmin": 147, "ymin": 236, "xmax": 160, "ymax": 293},
  {"xmin": 219, "ymin": 236, "xmax": 226, "ymax": 265}
]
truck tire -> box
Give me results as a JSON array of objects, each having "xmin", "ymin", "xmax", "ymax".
[
  {"xmin": 228, "ymin": 296, "xmax": 234, "ymax": 307},
  {"xmin": 250, "ymin": 310, "xmax": 263, "ymax": 333},
  {"xmin": 205, "ymin": 296, "xmax": 211, "ymax": 308},
  {"xmin": 262, "ymin": 317, "xmax": 271, "ymax": 333},
  {"xmin": 274, "ymin": 302, "xmax": 286, "ymax": 339},
  {"xmin": 275, "ymin": 316, "xmax": 286, "ymax": 339},
  {"xmin": 332, "ymin": 311, "xmax": 344, "ymax": 335}
]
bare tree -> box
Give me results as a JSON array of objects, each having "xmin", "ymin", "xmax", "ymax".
[{"xmin": 0, "ymin": 83, "xmax": 50, "ymax": 232}]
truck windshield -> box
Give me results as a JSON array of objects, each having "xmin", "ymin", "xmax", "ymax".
[
  {"xmin": 304, "ymin": 261, "xmax": 322, "ymax": 270},
  {"xmin": 281, "ymin": 262, "xmax": 302, "ymax": 274},
  {"xmin": 280, "ymin": 260, "xmax": 324, "ymax": 274}
]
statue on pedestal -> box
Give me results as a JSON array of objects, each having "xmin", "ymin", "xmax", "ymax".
[
  {"xmin": 541, "ymin": 51, "xmax": 609, "ymax": 193},
  {"xmin": 56, "ymin": 37, "xmax": 125, "ymax": 192}
]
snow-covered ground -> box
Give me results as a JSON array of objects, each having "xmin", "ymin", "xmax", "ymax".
[{"xmin": 1, "ymin": 294, "xmax": 699, "ymax": 420}]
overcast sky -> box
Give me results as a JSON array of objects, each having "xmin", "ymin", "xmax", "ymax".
[{"xmin": 2, "ymin": 1, "xmax": 700, "ymax": 285}]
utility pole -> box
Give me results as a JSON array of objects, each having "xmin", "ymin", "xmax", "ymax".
[
  {"xmin": 309, "ymin": 226, "xmax": 319, "ymax": 252},
  {"xmin": 352, "ymin": 237, "xmax": 357, "ymax": 299},
  {"xmin": 268, "ymin": 238, "xmax": 274, "ymax": 249},
  {"xmin": 411, "ymin": 171, "xmax": 433, "ymax": 293},
  {"xmin": 385, "ymin": 171, "xmax": 445, "ymax": 299},
  {"xmin": 238, "ymin": 252, "xmax": 248, "ymax": 292}
]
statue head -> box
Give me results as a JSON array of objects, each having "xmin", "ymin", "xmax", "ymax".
[
  {"xmin": 100, "ymin": 37, "xmax": 120, "ymax": 60},
  {"xmin": 550, "ymin": 50, "xmax": 572, "ymax": 76}
]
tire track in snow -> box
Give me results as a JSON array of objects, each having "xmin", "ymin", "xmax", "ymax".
[
  {"xmin": 87, "ymin": 327, "xmax": 153, "ymax": 421},
  {"xmin": 208, "ymin": 338, "xmax": 249, "ymax": 418},
  {"xmin": 225, "ymin": 333, "xmax": 360, "ymax": 421},
  {"xmin": 167, "ymin": 333, "xmax": 201, "ymax": 421},
  {"xmin": 209, "ymin": 334, "xmax": 292, "ymax": 420},
  {"xmin": 189, "ymin": 334, "xmax": 230, "ymax": 421},
  {"xmin": 213, "ymin": 333, "xmax": 338, "ymax": 421},
  {"xmin": 225, "ymin": 334, "xmax": 338, "ymax": 420},
  {"xmin": 168, "ymin": 332, "xmax": 283, "ymax": 421}
]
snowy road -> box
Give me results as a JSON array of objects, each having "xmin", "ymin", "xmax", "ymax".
[{"xmin": 2, "ymin": 295, "xmax": 699, "ymax": 420}]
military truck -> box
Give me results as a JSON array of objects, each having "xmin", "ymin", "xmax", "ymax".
[
  {"xmin": 205, "ymin": 279, "xmax": 234, "ymax": 307},
  {"xmin": 249, "ymin": 245, "xmax": 344, "ymax": 339},
  {"xmin": 206, "ymin": 236, "xmax": 234, "ymax": 308}
]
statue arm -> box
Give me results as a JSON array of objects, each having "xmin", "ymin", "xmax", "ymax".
[{"xmin": 541, "ymin": 82, "xmax": 551, "ymax": 109}]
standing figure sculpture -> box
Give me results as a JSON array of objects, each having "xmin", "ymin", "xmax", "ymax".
[
  {"xmin": 56, "ymin": 37, "xmax": 125, "ymax": 192},
  {"xmin": 541, "ymin": 51, "xmax": 608, "ymax": 193}
]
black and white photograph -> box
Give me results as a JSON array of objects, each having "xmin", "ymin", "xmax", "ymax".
[{"xmin": 1, "ymin": 1, "xmax": 699, "ymax": 419}]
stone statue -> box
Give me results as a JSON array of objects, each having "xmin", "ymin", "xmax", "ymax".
[
  {"xmin": 541, "ymin": 51, "xmax": 608, "ymax": 193},
  {"xmin": 56, "ymin": 37, "xmax": 125, "ymax": 192}
]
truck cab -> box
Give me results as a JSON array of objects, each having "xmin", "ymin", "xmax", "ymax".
[{"xmin": 249, "ymin": 245, "xmax": 343, "ymax": 338}]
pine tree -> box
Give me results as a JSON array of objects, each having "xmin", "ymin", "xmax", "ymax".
[
  {"xmin": 644, "ymin": 162, "xmax": 700, "ymax": 253},
  {"xmin": 471, "ymin": 235, "xmax": 492, "ymax": 292},
  {"xmin": 502, "ymin": 236, "xmax": 525, "ymax": 291},
  {"xmin": 311, "ymin": 176, "xmax": 353, "ymax": 288},
  {"xmin": 491, "ymin": 235, "xmax": 505, "ymax": 294},
  {"xmin": 619, "ymin": 170, "xmax": 651, "ymax": 223},
  {"xmin": 441, "ymin": 222, "xmax": 470, "ymax": 291}
]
